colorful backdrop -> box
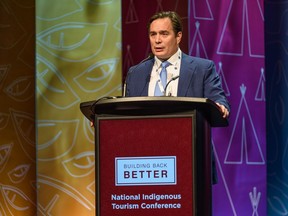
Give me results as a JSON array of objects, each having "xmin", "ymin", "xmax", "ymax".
[
  {"xmin": 188, "ymin": 0, "xmax": 266, "ymax": 215},
  {"xmin": 36, "ymin": 0, "xmax": 121, "ymax": 215},
  {"xmin": 1, "ymin": 0, "xmax": 288, "ymax": 215},
  {"xmin": 0, "ymin": 0, "xmax": 36, "ymax": 215}
]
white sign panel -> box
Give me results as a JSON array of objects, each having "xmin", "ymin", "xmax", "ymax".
[{"xmin": 115, "ymin": 156, "xmax": 177, "ymax": 186}]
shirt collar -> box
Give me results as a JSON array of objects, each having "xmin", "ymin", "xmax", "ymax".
[{"xmin": 154, "ymin": 48, "xmax": 182, "ymax": 68}]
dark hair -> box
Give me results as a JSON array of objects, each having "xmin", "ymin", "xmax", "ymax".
[{"xmin": 147, "ymin": 11, "xmax": 183, "ymax": 35}]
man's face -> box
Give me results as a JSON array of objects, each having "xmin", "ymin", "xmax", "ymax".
[{"xmin": 149, "ymin": 17, "xmax": 182, "ymax": 60}]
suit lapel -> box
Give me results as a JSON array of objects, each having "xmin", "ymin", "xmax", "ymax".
[
  {"xmin": 139, "ymin": 60, "xmax": 154, "ymax": 96},
  {"xmin": 177, "ymin": 54, "xmax": 195, "ymax": 96}
]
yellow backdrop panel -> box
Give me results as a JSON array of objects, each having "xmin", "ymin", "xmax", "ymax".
[{"xmin": 36, "ymin": 0, "xmax": 121, "ymax": 215}]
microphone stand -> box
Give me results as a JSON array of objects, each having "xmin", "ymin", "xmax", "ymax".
[
  {"xmin": 123, "ymin": 53, "xmax": 154, "ymax": 97},
  {"xmin": 164, "ymin": 75, "xmax": 180, "ymax": 96}
]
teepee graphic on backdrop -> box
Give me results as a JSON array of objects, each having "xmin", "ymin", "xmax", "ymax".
[{"xmin": 224, "ymin": 84, "xmax": 265, "ymax": 165}]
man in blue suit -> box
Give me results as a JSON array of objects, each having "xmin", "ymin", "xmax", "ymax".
[
  {"xmin": 125, "ymin": 11, "xmax": 230, "ymax": 184},
  {"xmin": 125, "ymin": 11, "xmax": 230, "ymax": 118}
]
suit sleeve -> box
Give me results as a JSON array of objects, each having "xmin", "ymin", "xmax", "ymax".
[{"xmin": 203, "ymin": 61, "xmax": 231, "ymax": 112}]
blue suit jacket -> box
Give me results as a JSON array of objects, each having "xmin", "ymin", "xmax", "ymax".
[
  {"xmin": 125, "ymin": 53, "xmax": 230, "ymax": 184},
  {"xmin": 126, "ymin": 53, "xmax": 230, "ymax": 112}
]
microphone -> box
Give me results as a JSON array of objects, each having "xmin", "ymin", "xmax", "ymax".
[
  {"xmin": 123, "ymin": 53, "xmax": 154, "ymax": 97},
  {"xmin": 164, "ymin": 75, "xmax": 179, "ymax": 96},
  {"xmin": 139, "ymin": 53, "xmax": 154, "ymax": 63}
]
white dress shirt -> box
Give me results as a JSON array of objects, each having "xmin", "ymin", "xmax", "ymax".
[{"xmin": 148, "ymin": 49, "xmax": 182, "ymax": 96}]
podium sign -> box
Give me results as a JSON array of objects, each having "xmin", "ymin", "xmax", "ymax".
[
  {"xmin": 80, "ymin": 97, "xmax": 228, "ymax": 216},
  {"xmin": 96, "ymin": 114, "xmax": 196, "ymax": 215}
]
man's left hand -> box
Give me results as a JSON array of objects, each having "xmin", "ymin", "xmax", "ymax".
[{"xmin": 216, "ymin": 103, "xmax": 229, "ymax": 119}]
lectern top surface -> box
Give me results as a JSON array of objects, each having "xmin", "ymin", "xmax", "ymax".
[{"xmin": 80, "ymin": 96, "xmax": 228, "ymax": 127}]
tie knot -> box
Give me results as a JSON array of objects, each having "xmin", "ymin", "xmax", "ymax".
[{"xmin": 161, "ymin": 61, "xmax": 170, "ymax": 68}]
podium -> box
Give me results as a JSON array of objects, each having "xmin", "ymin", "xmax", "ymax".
[{"xmin": 80, "ymin": 97, "xmax": 228, "ymax": 216}]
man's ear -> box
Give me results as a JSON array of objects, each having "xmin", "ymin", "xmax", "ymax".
[{"xmin": 177, "ymin": 31, "xmax": 182, "ymax": 44}]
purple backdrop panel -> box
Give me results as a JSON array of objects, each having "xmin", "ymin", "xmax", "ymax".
[{"xmin": 189, "ymin": 0, "xmax": 266, "ymax": 215}]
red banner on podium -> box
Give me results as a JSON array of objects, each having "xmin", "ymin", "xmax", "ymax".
[{"xmin": 97, "ymin": 115, "xmax": 196, "ymax": 215}]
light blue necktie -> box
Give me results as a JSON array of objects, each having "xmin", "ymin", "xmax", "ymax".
[{"xmin": 154, "ymin": 61, "xmax": 169, "ymax": 96}]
